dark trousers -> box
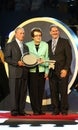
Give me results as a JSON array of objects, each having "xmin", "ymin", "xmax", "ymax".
[
  {"xmin": 49, "ymin": 73, "xmax": 69, "ymax": 112},
  {"xmin": 28, "ymin": 72, "xmax": 45, "ymax": 113},
  {"xmin": 12, "ymin": 78, "xmax": 28, "ymax": 113}
]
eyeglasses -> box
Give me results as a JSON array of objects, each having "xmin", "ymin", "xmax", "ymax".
[{"xmin": 34, "ymin": 34, "xmax": 42, "ymax": 37}]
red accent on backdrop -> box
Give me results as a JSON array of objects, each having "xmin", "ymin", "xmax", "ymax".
[{"xmin": 0, "ymin": 112, "xmax": 78, "ymax": 120}]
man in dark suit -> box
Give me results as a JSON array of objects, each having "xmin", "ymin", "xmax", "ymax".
[
  {"xmin": 4, "ymin": 27, "xmax": 29, "ymax": 116},
  {"xmin": 48, "ymin": 25, "xmax": 72, "ymax": 115}
]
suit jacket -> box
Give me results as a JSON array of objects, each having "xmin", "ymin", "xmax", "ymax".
[
  {"xmin": 4, "ymin": 40, "xmax": 29, "ymax": 78},
  {"xmin": 26, "ymin": 40, "xmax": 49, "ymax": 74},
  {"xmin": 48, "ymin": 37, "xmax": 72, "ymax": 77}
]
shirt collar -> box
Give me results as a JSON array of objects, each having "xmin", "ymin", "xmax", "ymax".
[
  {"xmin": 16, "ymin": 38, "xmax": 23, "ymax": 48},
  {"xmin": 52, "ymin": 37, "xmax": 59, "ymax": 43}
]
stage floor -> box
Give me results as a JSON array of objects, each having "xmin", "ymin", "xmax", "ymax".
[{"xmin": 0, "ymin": 111, "xmax": 78, "ymax": 130}]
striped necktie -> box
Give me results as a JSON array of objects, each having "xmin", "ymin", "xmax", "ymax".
[{"xmin": 52, "ymin": 39, "xmax": 56, "ymax": 55}]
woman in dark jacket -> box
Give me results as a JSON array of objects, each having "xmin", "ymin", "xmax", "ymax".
[{"xmin": 0, "ymin": 48, "xmax": 9, "ymax": 102}]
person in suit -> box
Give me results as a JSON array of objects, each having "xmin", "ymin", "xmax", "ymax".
[
  {"xmin": 0, "ymin": 46, "xmax": 9, "ymax": 102},
  {"xmin": 4, "ymin": 27, "xmax": 29, "ymax": 116},
  {"xmin": 48, "ymin": 25, "xmax": 72, "ymax": 115},
  {"xmin": 25, "ymin": 27, "xmax": 49, "ymax": 115}
]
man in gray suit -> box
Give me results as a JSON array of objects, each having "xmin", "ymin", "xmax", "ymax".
[
  {"xmin": 4, "ymin": 27, "xmax": 29, "ymax": 116},
  {"xmin": 48, "ymin": 25, "xmax": 72, "ymax": 115}
]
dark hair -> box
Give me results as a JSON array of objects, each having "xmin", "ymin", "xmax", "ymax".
[{"xmin": 31, "ymin": 27, "xmax": 42, "ymax": 37}]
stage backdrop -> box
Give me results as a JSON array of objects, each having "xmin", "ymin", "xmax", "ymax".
[{"xmin": 0, "ymin": 17, "xmax": 78, "ymax": 112}]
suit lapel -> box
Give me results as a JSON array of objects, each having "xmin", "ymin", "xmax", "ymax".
[
  {"xmin": 15, "ymin": 41, "xmax": 22, "ymax": 56},
  {"xmin": 55, "ymin": 38, "xmax": 61, "ymax": 54},
  {"xmin": 48, "ymin": 40, "xmax": 52, "ymax": 52}
]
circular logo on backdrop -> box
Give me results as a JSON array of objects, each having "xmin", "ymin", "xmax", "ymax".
[{"xmin": 6, "ymin": 17, "xmax": 78, "ymax": 105}]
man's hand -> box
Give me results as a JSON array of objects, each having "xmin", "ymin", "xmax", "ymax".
[
  {"xmin": 60, "ymin": 69, "xmax": 67, "ymax": 78},
  {"xmin": 18, "ymin": 61, "xmax": 25, "ymax": 66}
]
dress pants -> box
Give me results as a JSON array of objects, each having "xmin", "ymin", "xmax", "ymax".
[
  {"xmin": 28, "ymin": 72, "xmax": 45, "ymax": 113},
  {"xmin": 12, "ymin": 78, "xmax": 28, "ymax": 114},
  {"xmin": 49, "ymin": 72, "xmax": 69, "ymax": 113}
]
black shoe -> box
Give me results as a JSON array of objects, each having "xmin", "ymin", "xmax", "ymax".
[
  {"xmin": 39, "ymin": 112, "xmax": 45, "ymax": 115},
  {"xmin": 33, "ymin": 111, "xmax": 45, "ymax": 115},
  {"xmin": 61, "ymin": 112, "xmax": 68, "ymax": 115},
  {"xmin": 33, "ymin": 112, "xmax": 39, "ymax": 115},
  {"xmin": 19, "ymin": 112, "xmax": 31, "ymax": 116},
  {"xmin": 52, "ymin": 111, "xmax": 59, "ymax": 115},
  {"xmin": 11, "ymin": 111, "xmax": 18, "ymax": 116}
]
